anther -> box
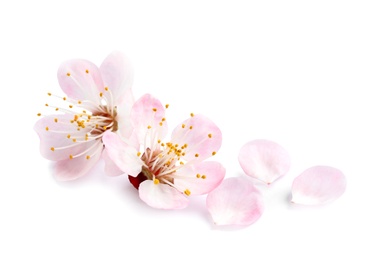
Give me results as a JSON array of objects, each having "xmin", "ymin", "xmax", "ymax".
[
  {"xmin": 184, "ymin": 189, "xmax": 191, "ymax": 196},
  {"xmin": 45, "ymin": 127, "xmax": 49, "ymax": 131},
  {"xmin": 86, "ymin": 155, "xmax": 90, "ymax": 160},
  {"xmin": 154, "ymin": 179, "xmax": 160, "ymax": 185},
  {"xmin": 137, "ymin": 152, "xmax": 141, "ymax": 157},
  {"xmin": 37, "ymin": 113, "xmax": 41, "ymax": 116},
  {"xmin": 147, "ymin": 125, "xmax": 152, "ymax": 129},
  {"xmin": 182, "ymin": 124, "xmax": 186, "ymax": 128},
  {"xmin": 50, "ymin": 147, "xmax": 55, "ymax": 151},
  {"xmin": 45, "ymin": 103, "xmax": 49, "ymax": 107},
  {"xmin": 67, "ymin": 134, "xmax": 71, "ymax": 139},
  {"xmin": 212, "ymin": 151, "xmax": 216, "ymax": 156},
  {"xmin": 152, "ymin": 108, "xmax": 157, "ymax": 112},
  {"xmin": 69, "ymin": 105, "xmax": 73, "ymax": 108},
  {"xmin": 47, "ymin": 93, "xmax": 51, "ymax": 96},
  {"xmin": 85, "ymin": 69, "xmax": 89, "ymax": 73},
  {"xmin": 66, "ymin": 72, "xmax": 71, "ymax": 76},
  {"xmin": 165, "ymin": 104, "xmax": 169, "ymax": 109},
  {"xmin": 69, "ymin": 155, "xmax": 73, "ymax": 159},
  {"xmin": 105, "ymin": 87, "xmax": 109, "ymax": 91},
  {"xmin": 196, "ymin": 174, "xmax": 201, "ymax": 178},
  {"xmin": 189, "ymin": 126, "xmax": 193, "ymax": 130},
  {"xmin": 201, "ymin": 175, "xmax": 206, "ymax": 179},
  {"xmin": 99, "ymin": 92, "xmax": 103, "ymax": 97},
  {"xmin": 195, "ymin": 153, "xmax": 199, "ymax": 157},
  {"xmin": 190, "ymin": 113, "xmax": 194, "ymax": 117},
  {"xmin": 208, "ymin": 133, "xmax": 212, "ymax": 138},
  {"xmin": 54, "ymin": 118, "xmax": 58, "ymax": 123}
]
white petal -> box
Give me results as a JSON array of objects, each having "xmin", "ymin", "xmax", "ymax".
[
  {"xmin": 206, "ymin": 177, "xmax": 264, "ymax": 226},
  {"xmin": 291, "ymin": 166, "xmax": 346, "ymax": 205},
  {"xmin": 238, "ymin": 139, "xmax": 291, "ymax": 184}
]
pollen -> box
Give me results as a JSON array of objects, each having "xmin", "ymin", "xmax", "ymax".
[
  {"xmin": 212, "ymin": 151, "xmax": 216, "ymax": 156},
  {"xmin": 85, "ymin": 69, "xmax": 89, "ymax": 73},
  {"xmin": 66, "ymin": 72, "xmax": 71, "ymax": 76},
  {"xmin": 184, "ymin": 189, "xmax": 191, "ymax": 196},
  {"xmin": 50, "ymin": 147, "xmax": 55, "ymax": 151},
  {"xmin": 208, "ymin": 133, "xmax": 212, "ymax": 138},
  {"xmin": 154, "ymin": 179, "xmax": 160, "ymax": 185}
]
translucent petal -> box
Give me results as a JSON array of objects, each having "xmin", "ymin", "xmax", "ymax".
[
  {"xmin": 206, "ymin": 177, "xmax": 264, "ymax": 226},
  {"xmin": 238, "ymin": 139, "xmax": 290, "ymax": 184},
  {"xmin": 291, "ymin": 166, "xmax": 346, "ymax": 205}
]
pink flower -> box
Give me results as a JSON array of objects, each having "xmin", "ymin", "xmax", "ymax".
[
  {"xmin": 34, "ymin": 52, "xmax": 134, "ymax": 181},
  {"xmin": 103, "ymin": 94, "xmax": 225, "ymax": 209}
]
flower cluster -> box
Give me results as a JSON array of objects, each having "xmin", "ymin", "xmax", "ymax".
[{"xmin": 34, "ymin": 52, "xmax": 346, "ymax": 226}]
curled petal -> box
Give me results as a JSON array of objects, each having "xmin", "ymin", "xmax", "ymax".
[
  {"xmin": 139, "ymin": 180, "xmax": 189, "ymax": 209},
  {"xmin": 57, "ymin": 59, "xmax": 104, "ymax": 102},
  {"xmin": 99, "ymin": 51, "xmax": 134, "ymax": 105},
  {"xmin": 170, "ymin": 114, "xmax": 222, "ymax": 161},
  {"xmin": 291, "ymin": 166, "xmax": 346, "ymax": 205},
  {"xmin": 131, "ymin": 94, "xmax": 168, "ymax": 146},
  {"xmin": 206, "ymin": 177, "xmax": 264, "ymax": 226},
  {"xmin": 238, "ymin": 139, "xmax": 290, "ymax": 184},
  {"xmin": 173, "ymin": 161, "xmax": 225, "ymax": 195},
  {"xmin": 54, "ymin": 148, "xmax": 102, "ymax": 181},
  {"xmin": 102, "ymin": 131, "xmax": 143, "ymax": 177}
]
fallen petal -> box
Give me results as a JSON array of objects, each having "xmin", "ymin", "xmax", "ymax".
[
  {"xmin": 291, "ymin": 166, "xmax": 346, "ymax": 205},
  {"xmin": 206, "ymin": 177, "xmax": 264, "ymax": 226},
  {"xmin": 238, "ymin": 139, "xmax": 291, "ymax": 184}
]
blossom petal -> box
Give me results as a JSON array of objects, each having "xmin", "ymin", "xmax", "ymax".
[
  {"xmin": 139, "ymin": 180, "xmax": 189, "ymax": 209},
  {"xmin": 99, "ymin": 51, "xmax": 134, "ymax": 105},
  {"xmin": 130, "ymin": 94, "xmax": 168, "ymax": 147},
  {"xmin": 238, "ymin": 139, "xmax": 291, "ymax": 184},
  {"xmin": 170, "ymin": 114, "xmax": 222, "ymax": 161},
  {"xmin": 206, "ymin": 177, "xmax": 264, "ymax": 226},
  {"xmin": 291, "ymin": 166, "xmax": 346, "ymax": 205},
  {"xmin": 57, "ymin": 59, "xmax": 104, "ymax": 102},
  {"xmin": 102, "ymin": 131, "xmax": 143, "ymax": 177},
  {"xmin": 54, "ymin": 147, "xmax": 102, "ymax": 181},
  {"xmin": 102, "ymin": 149, "xmax": 124, "ymax": 177},
  {"xmin": 173, "ymin": 161, "xmax": 225, "ymax": 195},
  {"xmin": 34, "ymin": 115, "xmax": 98, "ymax": 161}
]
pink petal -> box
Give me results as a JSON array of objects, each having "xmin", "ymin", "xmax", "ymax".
[
  {"xmin": 130, "ymin": 94, "xmax": 168, "ymax": 147},
  {"xmin": 99, "ymin": 51, "xmax": 134, "ymax": 105},
  {"xmin": 170, "ymin": 114, "xmax": 222, "ymax": 162},
  {"xmin": 102, "ymin": 149, "xmax": 124, "ymax": 177},
  {"xmin": 102, "ymin": 131, "xmax": 143, "ymax": 177},
  {"xmin": 116, "ymin": 92, "xmax": 135, "ymax": 140},
  {"xmin": 57, "ymin": 59, "xmax": 104, "ymax": 103},
  {"xmin": 34, "ymin": 115, "xmax": 98, "ymax": 161},
  {"xmin": 291, "ymin": 166, "xmax": 346, "ymax": 205},
  {"xmin": 53, "ymin": 147, "xmax": 102, "ymax": 181},
  {"xmin": 206, "ymin": 177, "xmax": 264, "ymax": 226},
  {"xmin": 173, "ymin": 161, "xmax": 226, "ymax": 195},
  {"xmin": 139, "ymin": 180, "xmax": 189, "ymax": 209},
  {"xmin": 238, "ymin": 139, "xmax": 291, "ymax": 184}
]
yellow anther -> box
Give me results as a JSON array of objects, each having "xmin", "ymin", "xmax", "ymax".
[
  {"xmin": 45, "ymin": 103, "xmax": 49, "ymax": 107},
  {"xmin": 154, "ymin": 179, "xmax": 160, "ymax": 185},
  {"xmin": 159, "ymin": 122, "xmax": 163, "ymax": 126},
  {"xmin": 95, "ymin": 124, "xmax": 99, "ymax": 128},
  {"xmin": 50, "ymin": 147, "xmax": 55, "ymax": 151},
  {"xmin": 137, "ymin": 152, "xmax": 141, "ymax": 157},
  {"xmin": 189, "ymin": 126, "xmax": 193, "ymax": 130},
  {"xmin": 184, "ymin": 189, "xmax": 191, "ymax": 196},
  {"xmin": 86, "ymin": 155, "xmax": 90, "ymax": 160},
  {"xmin": 182, "ymin": 152, "xmax": 186, "ymax": 156},
  {"xmin": 66, "ymin": 72, "xmax": 71, "ymax": 76},
  {"xmin": 67, "ymin": 134, "xmax": 71, "ymax": 139},
  {"xmin": 69, "ymin": 105, "xmax": 73, "ymax": 108},
  {"xmin": 201, "ymin": 175, "xmax": 206, "ymax": 179},
  {"xmin": 72, "ymin": 138, "xmax": 76, "ymax": 142},
  {"xmin": 78, "ymin": 100, "xmax": 82, "ymax": 104},
  {"xmin": 212, "ymin": 151, "xmax": 216, "ymax": 156},
  {"xmin": 99, "ymin": 92, "xmax": 103, "ymax": 97},
  {"xmin": 63, "ymin": 97, "xmax": 67, "ymax": 101},
  {"xmin": 85, "ymin": 69, "xmax": 89, "ymax": 73},
  {"xmin": 195, "ymin": 153, "xmax": 199, "ymax": 158},
  {"xmin": 147, "ymin": 125, "xmax": 152, "ymax": 129},
  {"xmin": 82, "ymin": 110, "xmax": 86, "ymax": 114},
  {"xmin": 165, "ymin": 104, "xmax": 169, "ymax": 109},
  {"xmin": 37, "ymin": 113, "xmax": 41, "ymax": 116},
  {"xmin": 103, "ymin": 126, "xmax": 107, "ymax": 130},
  {"xmin": 157, "ymin": 140, "xmax": 161, "ymax": 144},
  {"xmin": 180, "ymin": 161, "xmax": 185, "ymax": 165},
  {"xmin": 55, "ymin": 108, "xmax": 59, "ymax": 111},
  {"xmin": 208, "ymin": 133, "xmax": 212, "ymax": 138},
  {"xmin": 47, "ymin": 92, "xmax": 51, "ymax": 96},
  {"xmin": 161, "ymin": 143, "xmax": 165, "ymax": 147},
  {"xmin": 105, "ymin": 87, "xmax": 109, "ymax": 91},
  {"xmin": 45, "ymin": 127, "xmax": 49, "ymax": 131},
  {"xmin": 69, "ymin": 155, "xmax": 73, "ymax": 159},
  {"xmin": 182, "ymin": 124, "xmax": 186, "ymax": 128},
  {"xmin": 190, "ymin": 113, "xmax": 194, "ymax": 117},
  {"xmin": 152, "ymin": 108, "xmax": 157, "ymax": 112},
  {"xmin": 196, "ymin": 174, "xmax": 201, "ymax": 178},
  {"xmin": 54, "ymin": 118, "xmax": 58, "ymax": 123},
  {"xmin": 162, "ymin": 118, "xmax": 166, "ymax": 121}
]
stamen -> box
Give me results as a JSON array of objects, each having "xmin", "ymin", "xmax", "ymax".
[
  {"xmin": 190, "ymin": 113, "xmax": 194, "ymax": 117},
  {"xmin": 154, "ymin": 179, "xmax": 160, "ymax": 185},
  {"xmin": 201, "ymin": 175, "xmax": 206, "ymax": 179},
  {"xmin": 85, "ymin": 69, "xmax": 89, "ymax": 73},
  {"xmin": 195, "ymin": 153, "xmax": 199, "ymax": 157},
  {"xmin": 212, "ymin": 151, "xmax": 216, "ymax": 156},
  {"xmin": 208, "ymin": 133, "xmax": 212, "ymax": 138},
  {"xmin": 66, "ymin": 72, "xmax": 71, "ymax": 76},
  {"xmin": 184, "ymin": 189, "xmax": 191, "ymax": 196},
  {"xmin": 196, "ymin": 173, "xmax": 201, "ymax": 178}
]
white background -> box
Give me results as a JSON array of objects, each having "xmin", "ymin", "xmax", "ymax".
[{"xmin": 1, "ymin": 0, "xmax": 375, "ymax": 259}]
